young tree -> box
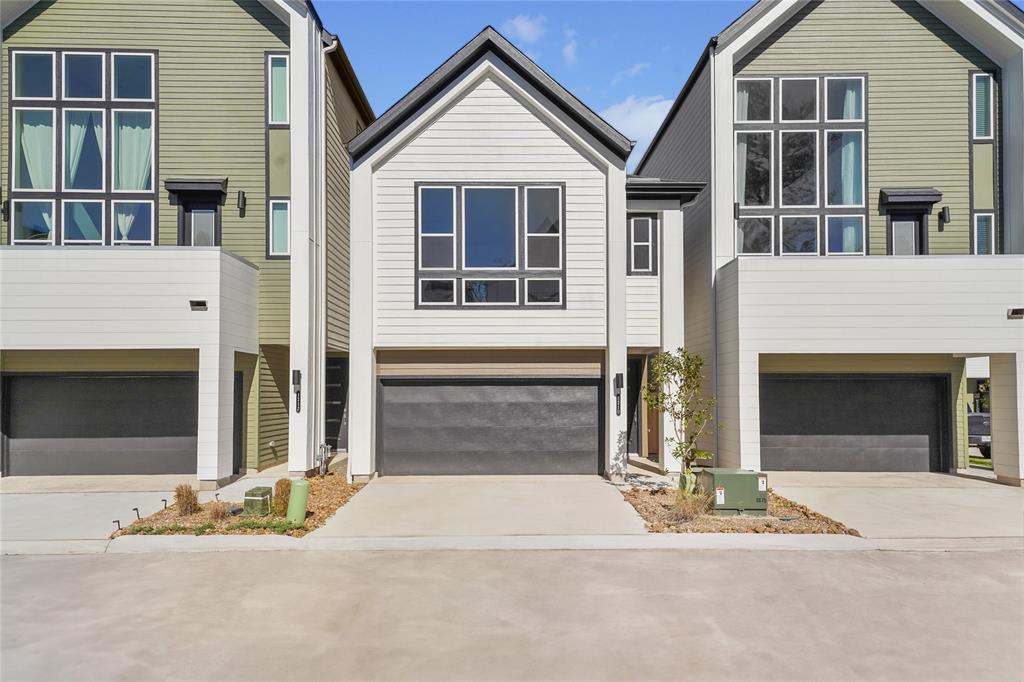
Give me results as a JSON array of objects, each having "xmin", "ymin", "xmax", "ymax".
[{"xmin": 640, "ymin": 349, "xmax": 715, "ymax": 495}]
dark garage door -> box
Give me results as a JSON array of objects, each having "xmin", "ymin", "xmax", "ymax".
[
  {"xmin": 378, "ymin": 378, "xmax": 602, "ymax": 475},
  {"xmin": 759, "ymin": 374, "xmax": 949, "ymax": 472},
  {"xmin": 2, "ymin": 374, "xmax": 198, "ymax": 476}
]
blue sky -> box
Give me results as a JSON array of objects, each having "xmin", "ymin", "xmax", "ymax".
[{"xmin": 317, "ymin": 1, "xmax": 754, "ymax": 167}]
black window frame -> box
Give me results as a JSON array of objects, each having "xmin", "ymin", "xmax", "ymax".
[
  {"xmin": 627, "ymin": 213, "xmax": 658, "ymax": 275},
  {"xmin": 413, "ymin": 181, "xmax": 566, "ymax": 310}
]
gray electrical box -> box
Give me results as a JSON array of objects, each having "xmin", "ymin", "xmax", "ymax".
[{"xmin": 696, "ymin": 468, "xmax": 768, "ymax": 516}]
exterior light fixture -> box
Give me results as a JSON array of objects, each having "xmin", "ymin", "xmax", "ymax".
[
  {"xmin": 939, "ymin": 206, "xmax": 950, "ymax": 223},
  {"xmin": 237, "ymin": 190, "xmax": 246, "ymax": 212}
]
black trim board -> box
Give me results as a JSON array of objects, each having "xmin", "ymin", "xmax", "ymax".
[{"xmin": 349, "ymin": 27, "xmax": 632, "ymax": 164}]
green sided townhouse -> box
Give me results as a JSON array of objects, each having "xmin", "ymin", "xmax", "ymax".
[{"xmin": 0, "ymin": 0, "xmax": 373, "ymax": 486}]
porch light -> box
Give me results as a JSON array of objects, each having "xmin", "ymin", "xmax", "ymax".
[{"xmin": 938, "ymin": 206, "xmax": 950, "ymax": 224}]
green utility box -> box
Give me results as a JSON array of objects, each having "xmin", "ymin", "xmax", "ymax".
[
  {"xmin": 696, "ymin": 468, "xmax": 768, "ymax": 516},
  {"xmin": 243, "ymin": 486, "xmax": 272, "ymax": 515}
]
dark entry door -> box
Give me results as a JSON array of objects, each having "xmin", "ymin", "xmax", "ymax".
[
  {"xmin": 626, "ymin": 358, "xmax": 643, "ymax": 455},
  {"xmin": 378, "ymin": 378, "xmax": 602, "ymax": 475},
  {"xmin": 233, "ymin": 371, "xmax": 244, "ymax": 474},
  {"xmin": 2, "ymin": 374, "xmax": 198, "ymax": 475},
  {"xmin": 890, "ymin": 213, "xmax": 925, "ymax": 255},
  {"xmin": 759, "ymin": 374, "xmax": 949, "ymax": 472}
]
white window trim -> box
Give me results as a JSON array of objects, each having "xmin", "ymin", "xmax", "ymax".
[
  {"xmin": 268, "ymin": 199, "xmax": 290, "ymax": 256},
  {"xmin": 111, "ymin": 109, "xmax": 155, "ymax": 193},
  {"xmin": 779, "ymin": 215, "xmax": 820, "ymax": 256},
  {"xmin": 267, "ymin": 54, "xmax": 290, "ymax": 125},
  {"xmin": 824, "ymin": 76, "xmax": 865, "ymax": 123},
  {"xmin": 418, "ymin": 278, "xmax": 457, "ymax": 306},
  {"xmin": 825, "ymin": 214, "xmax": 866, "ymax": 256},
  {"xmin": 11, "ymin": 106, "xmax": 57, "ymax": 192},
  {"xmin": 62, "ymin": 51, "xmax": 105, "ymax": 101},
  {"xmin": 629, "ymin": 216, "xmax": 654, "ymax": 273},
  {"xmin": 525, "ymin": 278, "xmax": 562, "ymax": 306},
  {"xmin": 824, "ymin": 129, "xmax": 865, "ymax": 208},
  {"xmin": 736, "ymin": 130, "xmax": 774, "ymax": 209},
  {"xmin": 61, "ymin": 108, "xmax": 105, "ymax": 193},
  {"xmin": 524, "ymin": 185, "xmax": 562, "ymax": 270},
  {"xmin": 462, "ymin": 278, "xmax": 520, "ymax": 306},
  {"xmin": 417, "ymin": 185, "xmax": 456, "ymax": 271},
  {"xmin": 61, "ymin": 199, "xmax": 105, "ymax": 245},
  {"xmin": 734, "ymin": 77, "xmax": 773, "ymax": 123},
  {"xmin": 778, "ymin": 77, "xmax": 819, "ymax": 123},
  {"xmin": 111, "ymin": 52, "xmax": 155, "ymax": 102},
  {"xmin": 10, "ymin": 199, "xmax": 56, "ymax": 245},
  {"xmin": 736, "ymin": 215, "xmax": 774, "ymax": 256},
  {"xmin": 11, "ymin": 50, "xmax": 56, "ymax": 100},
  {"xmin": 972, "ymin": 72, "xmax": 994, "ymax": 141},
  {"xmin": 111, "ymin": 200, "xmax": 156, "ymax": 245},
  {"xmin": 461, "ymin": 186, "xmax": 519, "ymax": 271},
  {"xmin": 974, "ymin": 212, "xmax": 995, "ymax": 255},
  {"xmin": 778, "ymin": 129, "xmax": 819, "ymax": 209},
  {"xmin": 190, "ymin": 206, "xmax": 217, "ymax": 246}
]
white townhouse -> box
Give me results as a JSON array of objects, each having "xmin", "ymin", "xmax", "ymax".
[{"xmin": 347, "ymin": 28, "xmax": 702, "ymax": 480}]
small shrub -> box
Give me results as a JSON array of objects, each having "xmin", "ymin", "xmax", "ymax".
[
  {"xmin": 175, "ymin": 484, "xmax": 200, "ymax": 516},
  {"xmin": 226, "ymin": 518, "xmax": 303, "ymax": 534},
  {"xmin": 125, "ymin": 524, "xmax": 191, "ymax": 536},
  {"xmin": 670, "ymin": 490, "xmax": 712, "ymax": 522},
  {"xmin": 194, "ymin": 522, "xmax": 215, "ymax": 536},
  {"xmin": 208, "ymin": 502, "xmax": 231, "ymax": 521},
  {"xmin": 272, "ymin": 479, "xmax": 292, "ymax": 516}
]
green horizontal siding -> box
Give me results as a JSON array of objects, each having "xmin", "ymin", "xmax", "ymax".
[
  {"xmin": 2, "ymin": 0, "xmax": 290, "ymax": 341},
  {"xmin": 736, "ymin": 0, "xmax": 999, "ymax": 255}
]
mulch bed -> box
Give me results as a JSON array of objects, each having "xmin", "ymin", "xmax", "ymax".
[
  {"xmin": 623, "ymin": 486, "xmax": 860, "ymax": 535},
  {"xmin": 111, "ymin": 473, "xmax": 364, "ymax": 539}
]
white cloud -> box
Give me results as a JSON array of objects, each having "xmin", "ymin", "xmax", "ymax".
[
  {"xmin": 562, "ymin": 28, "xmax": 578, "ymax": 65},
  {"xmin": 599, "ymin": 95, "xmax": 673, "ymax": 171},
  {"xmin": 501, "ymin": 15, "xmax": 547, "ymax": 44},
  {"xmin": 611, "ymin": 62, "xmax": 651, "ymax": 86}
]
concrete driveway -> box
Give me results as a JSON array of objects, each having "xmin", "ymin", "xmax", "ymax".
[
  {"xmin": 314, "ymin": 475, "xmax": 647, "ymax": 537},
  {"xmin": 770, "ymin": 472, "xmax": 1024, "ymax": 547}
]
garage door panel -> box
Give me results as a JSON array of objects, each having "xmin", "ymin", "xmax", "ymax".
[
  {"xmin": 760, "ymin": 375, "xmax": 947, "ymax": 472},
  {"xmin": 379, "ymin": 379, "xmax": 601, "ymax": 475},
  {"xmin": 3, "ymin": 374, "xmax": 198, "ymax": 476}
]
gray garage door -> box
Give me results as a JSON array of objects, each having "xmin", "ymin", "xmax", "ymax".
[
  {"xmin": 1, "ymin": 374, "xmax": 198, "ymax": 476},
  {"xmin": 759, "ymin": 374, "xmax": 949, "ymax": 472},
  {"xmin": 378, "ymin": 378, "xmax": 602, "ymax": 475}
]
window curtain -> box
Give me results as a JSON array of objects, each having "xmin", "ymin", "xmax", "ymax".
[
  {"xmin": 70, "ymin": 203, "xmax": 102, "ymax": 241},
  {"xmin": 735, "ymin": 83, "xmax": 749, "ymax": 121},
  {"xmin": 837, "ymin": 133, "xmax": 862, "ymax": 205},
  {"xmin": 842, "ymin": 223, "xmax": 860, "ymax": 253},
  {"xmin": 735, "ymin": 136, "xmax": 748, "ymax": 202},
  {"xmin": 65, "ymin": 111, "xmax": 103, "ymax": 189},
  {"xmin": 842, "ymin": 82, "xmax": 860, "ymax": 119},
  {"xmin": 15, "ymin": 110, "xmax": 53, "ymax": 190},
  {"xmin": 115, "ymin": 112, "xmax": 152, "ymax": 191},
  {"xmin": 115, "ymin": 204, "xmax": 141, "ymax": 241}
]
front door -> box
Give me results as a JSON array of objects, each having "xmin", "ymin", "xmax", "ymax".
[{"xmin": 891, "ymin": 213, "xmax": 924, "ymax": 255}]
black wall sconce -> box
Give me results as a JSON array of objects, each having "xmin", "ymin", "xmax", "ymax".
[
  {"xmin": 292, "ymin": 369, "xmax": 302, "ymax": 413},
  {"xmin": 613, "ymin": 373, "xmax": 624, "ymax": 416},
  {"xmin": 237, "ymin": 190, "xmax": 247, "ymax": 217},
  {"xmin": 938, "ymin": 206, "xmax": 950, "ymax": 224}
]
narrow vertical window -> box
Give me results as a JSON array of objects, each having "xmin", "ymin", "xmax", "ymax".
[
  {"xmin": 63, "ymin": 109, "xmax": 105, "ymax": 191},
  {"xmin": 779, "ymin": 131, "xmax": 817, "ymax": 207},
  {"xmin": 418, "ymin": 186, "xmax": 455, "ymax": 269},
  {"xmin": 13, "ymin": 108, "xmax": 56, "ymax": 190},
  {"xmin": 974, "ymin": 214, "xmax": 994, "ymax": 255},
  {"xmin": 525, "ymin": 186, "xmax": 561, "ymax": 269},
  {"xmin": 826, "ymin": 130, "xmax": 864, "ymax": 207},
  {"xmin": 191, "ymin": 208, "xmax": 217, "ymax": 246},
  {"xmin": 113, "ymin": 110, "xmax": 154, "ymax": 191},
  {"xmin": 629, "ymin": 216, "xmax": 656, "ymax": 273},
  {"xmin": 269, "ymin": 200, "xmax": 290, "ymax": 256},
  {"xmin": 736, "ymin": 131, "xmax": 772, "ymax": 207},
  {"xmin": 973, "ymin": 73, "xmax": 993, "ymax": 140},
  {"xmin": 269, "ymin": 55, "xmax": 289, "ymax": 124}
]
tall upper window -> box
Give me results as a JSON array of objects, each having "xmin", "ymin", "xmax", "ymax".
[
  {"xmin": 973, "ymin": 73, "xmax": 993, "ymax": 140},
  {"xmin": 9, "ymin": 49, "xmax": 157, "ymax": 246},
  {"xmin": 269, "ymin": 55, "xmax": 289, "ymax": 124},
  {"xmin": 734, "ymin": 74, "xmax": 866, "ymax": 257},
  {"xmin": 415, "ymin": 183, "xmax": 565, "ymax": 307},
  {"xmin": 628, "ymin": 215, "xmax": 658, "ymax": 274}
]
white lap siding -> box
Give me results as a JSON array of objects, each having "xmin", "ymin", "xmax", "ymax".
[
  {"xmin": 372, "ymin": 75, "xmax": 608, "ymax": 348},
  {"xmin": 626, "ymin": 276, "xmax": 660, "ymax": 347}
]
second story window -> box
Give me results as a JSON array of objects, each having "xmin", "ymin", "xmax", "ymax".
[
  {"xmin": 9, "ymin": 49, "xmax": 157, "ymax": 246},
  {"xmin": 627, "ymin": 215, "xmax": 658, "ymax": 274},
  {"xmin": 415, "ymin": 183, "xmax": 565, "ymax": 308},
  {"xmin": 734, "ymin": 74, "xmax": 866, "ymax": 257},
  {"xmin": 972, "ymin": 73, "xmax": 993, "ymax": 140},
  {"xmin": 268, "ymin": 55, "xmax": 289, "ymax": 125}
]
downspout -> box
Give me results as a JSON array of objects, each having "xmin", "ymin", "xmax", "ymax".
[
  {"xmin": 707, "ymin": 37, "xmax": 721, "ymax": 462},
  {"xmin": 318, "ymin": 35, "xmax": 337, "ymax": 469}
]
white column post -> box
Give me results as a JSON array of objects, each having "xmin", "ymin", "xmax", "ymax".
[
  {"xmin": 347, "ymin": 163, "xmax": 376, "ymax": 480},
  {"xmin": 287, "ymin": 8, "xmax": 316, "ymax": 475},
  {"xmin": 197, "ymin": 344, "xmax": 235, "ymax": 485},
  {"xmin": 990, "ymin": 352, "xmax": 1023, "ymax": 486},
  {"xmin": 660, "ymin": 205, "xmax": 684, "ymax": 473},
  {"xmin": 606, "ymin": 165, "xmax": 629, "ymax": 481}
]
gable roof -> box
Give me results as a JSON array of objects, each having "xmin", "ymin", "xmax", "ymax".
[{"xmin": 348, "ymin": 26, "xmax": 633, "ymax": 165}]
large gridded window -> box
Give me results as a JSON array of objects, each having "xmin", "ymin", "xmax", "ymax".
[
  {"xmin": 734, "ymin": 74, "xmax": 866, "ymax": 257},
  {"xmin": 8, "ymin": 49, "xmax": 157, "ymax": 246},
  {"xmin": 415, "ymin": 183, "xmax": 565, "ymax": 307}
]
